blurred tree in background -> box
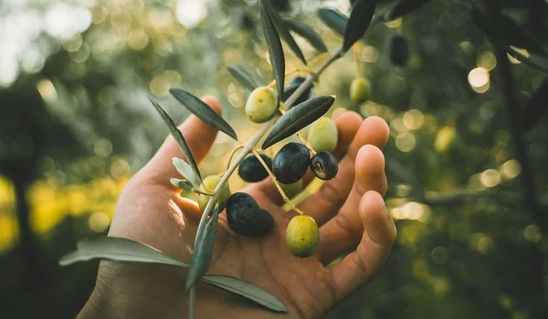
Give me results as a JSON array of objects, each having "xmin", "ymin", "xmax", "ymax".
[{"xmin": 0, "ymin": 0, "xmax": 547, "ymax": 318}]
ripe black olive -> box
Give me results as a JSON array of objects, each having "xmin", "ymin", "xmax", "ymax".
[
  {"xmin": 310, "ymin": 151, "xmax": 338, "ymax": 180},
  {"xmin": 388, "ymin": 35, "xmax": 410, "ymax": 67},
  {"xmin": 226, "ymin": 192, "xmax": 274, "ymax": 237},
  {"xmin": 272, "ymin": 142, "xmax": 310, "ymax": 184},
  {"xmin": 283, "ymin": 76, "xmax": 312, "ymax": 106},
  {"xmin": 238, "ymin": 154, "xmax": 272, "ymax": 183}
]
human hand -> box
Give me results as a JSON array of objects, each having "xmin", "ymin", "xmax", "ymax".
[{"xmin": 78, "ymin": 96, "xmax": 396, "ymax": 319}]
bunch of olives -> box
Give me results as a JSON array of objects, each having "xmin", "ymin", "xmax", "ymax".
[{"xmin": 196, "ymin": 77, "xmax": 340, "ymax": 257}]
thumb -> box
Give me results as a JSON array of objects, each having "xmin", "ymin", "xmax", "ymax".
[{"xmin": 140, "ymin": 95, "xmax": 222, "ymax": 184}]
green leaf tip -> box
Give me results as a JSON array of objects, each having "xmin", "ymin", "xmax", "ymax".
[
  {"xmin": 59, "ymin": 237, "xmax": 188, "ymax": 268},
  {"xmin": 148, "ymin": 97, "xmax": 202, "ymax": 183},
  {"xmin": 202, "ymin": 274, "xmax": 288, "ymax": 312},
  {"xmin": 169, "ymin": 88, "xmax": 238, "ymax": 141},
  {"xmin": 259, "ymin": 0, "xmax": 286, "ymax": 101},
  {"xmin": 343, "ymin": 0, "xmax": 376, "ymax": 52},
  {"xmin": 262, "ymin": 95, "xmax": 335, "ymax": 149}
]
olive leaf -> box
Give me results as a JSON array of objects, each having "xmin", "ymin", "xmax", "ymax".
[
  {"xmin": 522, "ymin": 77, "xmax": 548, "ymax": 131},
  {"xmin": 59, "ymin": 237, "xmax": 291, "ymax": 313},
  {"xmin": 59, "ymin": 237, "xmax": 188, "ymax": 268},
  {"xmin": 472, "ymin": 10, "xmax": 548, "ymax": 73},
  {"xmin": 227, "ymin": 65, "xmax": 260, "ymax": 91},
  {"xmin": 505, "ymin": 46, "xmax": 548, "ymax": 73},
  {"xmin": 283, "ymin": 18, "xmax": 328, "ymax": 53},
  {"xmin": 317, "ymin": 8, "xmax": 348, "ymax": 37},
  {"xmin": 262, "ymin": 96, "xmax": 335, "ymax": 149},
  {"xmin": 172, "ymin": 157, "xmax": 200, "ymax": 187},
  {"xmin": 259, "ymin": 0, "xmax": 285, "ymax": 101},
  {"xmin": 342, "ymin": 0, "xmax": 376, "ymax": 52},
  {"xmin": 385, "ymin": 0, "xmax": 430, "ymax": 21},
  {"xmin": 169, "ymin": 88, "xmax": 238, "ymax": 141},
  {"xmin": 170, "ymin": 178, "xmax": 193, "ymax": 192},
  {"xmin": 149, "ymin": 97, "xmax": 202, "ymax": 183},
  {"xmin": 202, "ymin": 274, "xmax": 288, "ymax": 312},
  {"xmin": 186, "ymin": 207, "xmax": 220, "ymax": 289},
  {"xmin": 260, "ymin": 0, "xmax": 307, "ymax": 65}
]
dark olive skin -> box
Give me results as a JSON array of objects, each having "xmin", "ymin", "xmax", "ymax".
[
  {"xmin": 238, "ymin": 154, "xmax": 272, "ymax": 183},
  {"xmin": 226, "ymin": 192, "xmax": 274, "ymax": 237},
  {"xmin": 283, "ymin": 76, "xmax": 312, "ymax": 106},
  {"xmin": 310, "ymin": 151, "xmax": 338, "ymax": 180},
  {"xmin": 388, "ymin": 35, "xmax": 410, "ymax": 67},
  {"xmin": 272, "ymin": 142, "xmax": 310, "ymax": 184}
]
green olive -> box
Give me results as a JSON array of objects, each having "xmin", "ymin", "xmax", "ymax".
[
  {"xmin": 198, "ymin": 175, "xmax": 230, "ymax": 212},
  {"xmin": 307, "ymin": 117, "xmax": 338, "ymax": 153},
  {"xmin": 280, "ymin": 180, "xmax": 303, "ymax": 198},
  {"xmin": 285, "ymin": 215, "xmax": 320, "ymax": 258},
  {"xmin": 434, "ymin": 126, "xmax": 456, "ymax": 153},
  {"xmin": 245, "ymin": 86, "xmax": 278, "ymax": 123},
  {"xmin": 349, "ymin": 77, "xmax": 370, "ymax": 103}
]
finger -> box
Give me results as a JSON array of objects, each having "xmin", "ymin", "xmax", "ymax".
[
  {"xmin": 140, "ymin": 96, "xmax": 222, "ymax": 185},
  {"xmin": 301, "ymin": 126, "xmax": 388, "ymax": 228},
  {"xmin": 254, "ymin": 111, "xmax": 362, "ymax": 206},
  {"xmin": 328, "ymin": 191, "xmax": 396, "ymax": 302},
  {"xmin": 317, "ymin": 145, "xmax": 386, "ymax": 263}
]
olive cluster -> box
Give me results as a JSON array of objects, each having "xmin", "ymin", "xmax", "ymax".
[{"xmin": 197, "ymin": 77, "xmax": 340, "ymax": 258}]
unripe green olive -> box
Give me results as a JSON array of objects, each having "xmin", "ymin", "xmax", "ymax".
[
  {"xmin": 280, "ymin": 180, "xmax": 303, "ymax": 198},
  {"xmin": 434, "ymin": 126, "xmax": 456, "ymax": 153},
  {"xmin": 349, "ymin": 77, "xmax": 370, "ymax": 103},
  {"xmin": 285, "ymin": 215, "xmax": 320, "ymax": 258},
  {"xmin": 307, "ymin": 117, "xmax": 338, "ymax": 153},
  {"xmin": 198, "ymin": 175, "xmax": 231, "ymax": 212},
  {"xmin": 245, "ymin": 86, "xmax": 278, "ymax": 123}
]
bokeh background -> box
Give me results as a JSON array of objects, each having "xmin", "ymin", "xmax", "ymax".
[{"xmin": 1, "ymin": 0, "xmax": 547, "ymax": 318}]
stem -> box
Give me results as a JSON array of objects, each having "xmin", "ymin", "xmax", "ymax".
[
  {"xmin": 252, "ymin": 149, "xmax": 304, "ymax": 214},
  {"xmin": 189, "ymin": 287, "xmax": 196, "ymax": 319}
]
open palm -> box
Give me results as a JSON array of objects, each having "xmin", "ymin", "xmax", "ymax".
[{"xmin": 78, "ymin": 96, "xmax": 396, "ymax": 319}]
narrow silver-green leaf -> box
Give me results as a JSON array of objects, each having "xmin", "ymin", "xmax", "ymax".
[
  {"xmin": 260, "ymin": 0, "xmax": 285, "ymax": 100},
  {"xmin": 386, "ymin": 0, "xmax": 430, "ymax": 21},
  {"xmin": 284, "ymin": 18, "xmax": 328, "ymax": 53},
  {"xmin": 343, "ymin": 0, "xmax": 376, "ymax": 52},
  {"xmin": 261, "ymin": 0, "xmax": 307, "ymax": 65},
  {"xmin": 170, "ymin": 178, "xmax": 194, "ymax": 192},
  {"xmin": 169, "ymin": 88, "xmax": 238, "ymax": 141},
  {"xmin": 317, "ymin": 8, "xmax": 348, "ymax": 36},
  {"xmin": 149, "ymin": 97, "xmax": 202, "ymax": 183},
  {"xmin": 59, "ymin": 237, "xmax": 188, "ymax": 268},
  {"xmin": 227, "ymin": 65, "xmax": 259, "ymax": 91},
  {"xmin": 262, "ymin": 96, "xmax": 335, "ymax": 149},
  {"xmin": 172, "ymin": 157, "xmax": 199, "ymax": 187},
  {"xmin": 186, "ymin": 208, "xmax": 220, "ymax": 289},
  {"xmin": 202, "ymin": 274, "xmax": 288, "ymax": 312}
]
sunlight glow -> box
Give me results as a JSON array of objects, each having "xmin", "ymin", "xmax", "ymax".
[
  {"xmin": 468, "ymin": 67, "xmax": 490, "ymax": 93},
  {"xmin": 391, "ymin": 201, "xmax": 431, "ymax": 222},
  {"xmin": 176, "ymin": 0, "xmax": 207, "ymax": 29}
]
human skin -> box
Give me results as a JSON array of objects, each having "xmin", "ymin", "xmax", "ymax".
[{"xmin": 77, "ymin": 96, "xmax": 397, "ymax": 319}]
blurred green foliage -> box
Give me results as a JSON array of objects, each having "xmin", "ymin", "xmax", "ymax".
[{"xmin": 1, "ymin": 0, "xmax": 547, "ymax": 318}]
